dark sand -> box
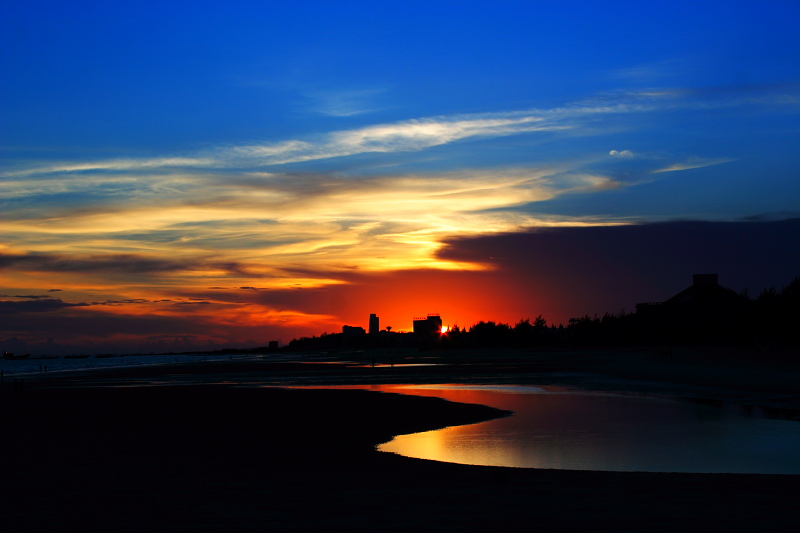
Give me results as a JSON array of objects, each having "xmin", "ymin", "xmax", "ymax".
[{"xmin": 2, "ymin": 350, "xmax": 799, "ymax": 531}]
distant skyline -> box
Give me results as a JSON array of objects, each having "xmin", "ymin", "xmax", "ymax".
[{"xmin": 2, "ymin": 2, "xmax": 799, "ymax": 354}]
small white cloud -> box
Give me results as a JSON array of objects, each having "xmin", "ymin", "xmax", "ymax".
[{"xmin": 609, "ymin": 149, "xmax": 634, "ymax": 157}]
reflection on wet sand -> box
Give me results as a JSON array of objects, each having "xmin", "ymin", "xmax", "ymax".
[{"xmin": 367, "ymin": 385, "xmax": 800, "ymax": 474}]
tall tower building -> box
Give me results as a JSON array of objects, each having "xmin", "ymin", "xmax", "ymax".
[{"xmin": 369, "ymin": 313, "xmax": 380, "ymax": 335}]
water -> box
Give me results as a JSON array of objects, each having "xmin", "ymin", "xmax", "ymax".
[
  {"xmin": 372, "ymin": 385, "xmax": 800, "ymax": 474},
  {"xmin": 0, "ymin": 352, "xmax": 269, "ymax": 377},
  {"xmin": 6, "ymin": 358, "xmax": 799, "ymax": 474}
]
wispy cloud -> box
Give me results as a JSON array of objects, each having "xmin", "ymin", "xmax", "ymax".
[
  {"xmin": 0, "ymin": 298, "xmax": 89, "ymax": 314},
  {"xmin": 0, "ymin": 89, "xmax": 685, "ymax": 180},
  {"xmin": 6, "ymin": 84, "xmax": 793, "ymax": 181},
  {"xmin": 1, "ymin": 167, "xmax": 617, "ymax": 276},
  {"xmin": 651, "ymin": 158, "xmax": 735, "ymax": 174},
  {"xmin": 609, "ymin": 58, "xmax": 701, "ymax": 84},
  {"xmin": 224, "ymin": 113, "xmax": 562, "ymax": 167},
  {"xmin": 305, "ymin": 88, "xmax": 389, "ymax": 117},
  {"xmin": 1, "ymin": 157, "xmax": 217, "ymax": 179}
]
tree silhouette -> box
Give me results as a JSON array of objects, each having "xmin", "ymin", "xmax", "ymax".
[{"xmin": 283, "ymin": 274, "xmax": 799, "ymax": 355}]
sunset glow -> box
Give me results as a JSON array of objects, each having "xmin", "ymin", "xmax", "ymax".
[{"xmin": 2, "ymin": 2, "xmax": 799, "ymax": 354}]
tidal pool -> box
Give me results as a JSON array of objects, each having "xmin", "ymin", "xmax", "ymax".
[{"xmin": 372, "ymin": 384, "xmax": 800, "ymax": 474}]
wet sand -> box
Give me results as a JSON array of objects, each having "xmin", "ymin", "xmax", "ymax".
[{"xmin": 2, "ymin": 351, "xmax": 799, "ymax": 531}]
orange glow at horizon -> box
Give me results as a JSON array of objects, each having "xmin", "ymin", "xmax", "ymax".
[{"xmin": 319, "ymin": 267, "xmax": 568, "ymax": 336}]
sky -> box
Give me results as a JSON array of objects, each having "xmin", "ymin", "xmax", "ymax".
[{"xmin": 2, "ymin": 1, "xmax": 800, "ymax": 354}]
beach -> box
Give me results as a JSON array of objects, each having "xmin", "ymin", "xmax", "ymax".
[{"xmin": 2, "ymin": 349, "xmax": 799, "ymax": 531}]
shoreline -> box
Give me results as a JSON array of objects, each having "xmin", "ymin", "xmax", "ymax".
[
  {"xmin": 2, "ymin": 352, "xmax": 799, "ymax": 531},
  {"xmin": 19, "ymin": 345, "xmax": 800, "ymax": 419}
]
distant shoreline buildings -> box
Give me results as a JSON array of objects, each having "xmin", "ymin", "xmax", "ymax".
[
  {"xmin": 413, "ymin": 314, "xmax": 443, "ymax": 337},
  {"xmin": 342, "ymin": 324, "xmax": 366, "ymax": 338},
  {"xmin": 342, "ymin": 312, "xmax": 444, "ymax": 338}
]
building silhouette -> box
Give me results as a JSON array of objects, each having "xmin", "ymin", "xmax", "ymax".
[
  {"xmin": 636, "ymin": 274, "xmax": 744, "ymax": 313},
  {"xmin": 369, "ymin": 313, "xmax": 380, "ymax": 335},
  {"xmin": 342, "ymin": 325, "xmax": 366, "ymax": 338},
  {"xmin": 413, "ymin": 314, "xmax": 443, "ymax": 336},
  {"xmin": 635, "ymin": 273, "xmax": 748, "ymax": 344}
]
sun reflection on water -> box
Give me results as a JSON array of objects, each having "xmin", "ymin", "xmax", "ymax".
[{"xmin": 371, "ymin": 385, "xmax": 800, "ymax": 474}]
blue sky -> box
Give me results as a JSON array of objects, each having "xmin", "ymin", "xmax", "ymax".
[{"xmin": 2, "ymin": 1, "xmax": 800, "ymax": 353}]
